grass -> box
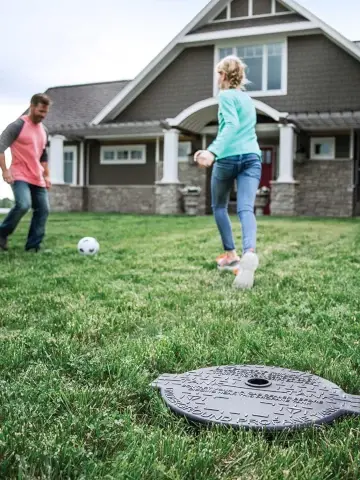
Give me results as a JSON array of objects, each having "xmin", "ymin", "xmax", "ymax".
[{"xmin": 0, "ymin": 212, "xmax": 360, "ymax": 479}]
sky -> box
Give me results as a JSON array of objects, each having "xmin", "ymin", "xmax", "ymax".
[{"xmin": 1, "ymin": 0, "xmax": 359, "ymax": 198}]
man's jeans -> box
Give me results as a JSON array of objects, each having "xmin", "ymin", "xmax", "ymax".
[
  {"xmin": 0, "ymin": 180, "xmax": 50, "ymax": 250},
  {"xmin": 211, "ymin": 153, "xmax": 262, "ymax": 253}
]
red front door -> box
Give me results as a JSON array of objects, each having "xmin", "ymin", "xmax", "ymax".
[{"xmin": 259, "ymin": 147, "xmax": 275, "ymax": 215}]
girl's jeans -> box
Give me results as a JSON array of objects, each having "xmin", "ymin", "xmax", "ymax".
[{"xmin": 211, "ymin": 153, "xmax": 262, "ymax": 253}]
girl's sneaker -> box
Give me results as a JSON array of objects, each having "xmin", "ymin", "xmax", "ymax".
[
  {"xmin": 233, "ymin": 252, "xmax": 259, "ymax": 289},
  {"xmin": 217, "ymin": 254, "xmax": 240, "ymax": 272}
]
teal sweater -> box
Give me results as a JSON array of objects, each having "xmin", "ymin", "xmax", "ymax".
[{"xmin": 208, "ymin": 89, "xmax": 261, "ymax": 160}]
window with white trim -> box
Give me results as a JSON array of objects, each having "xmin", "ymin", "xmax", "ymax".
[
  {"xmin": 217, "ymin": 40, "xmax": 286, "ymax": 95},
  {"xmin": 178, "ymin": 141, "xmax": 192, "ymax": 162},
  {"xmin": 100, "ymin": 145, "xmax": 146, "ymax": 165},
  {"xmin": 310, "ymin": 137, "xmax": 335, "ymax": 160},
  {"xmin": 63, "ymin": 146, "xmax": 77, "ymax": 185}
]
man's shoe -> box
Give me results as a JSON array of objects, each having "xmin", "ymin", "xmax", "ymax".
[{"xmin": 0, "ymin": 236, "xmax": 8, "ymax": 251}]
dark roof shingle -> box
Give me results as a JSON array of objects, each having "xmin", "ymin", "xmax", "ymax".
[{"xmin": 42, "ymin": 80, "xmax": 130, "ymax": 129}]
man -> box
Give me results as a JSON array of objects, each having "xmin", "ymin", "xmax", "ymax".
[{"xmin": 0, "ymin": 93, "xmax": 52, "ymax": 252}]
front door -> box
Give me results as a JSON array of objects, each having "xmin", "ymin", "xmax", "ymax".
[{"xmin": 259, "ymin": 146, "xmax": 275, "ymax": 215}]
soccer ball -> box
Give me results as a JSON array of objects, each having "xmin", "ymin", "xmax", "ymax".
[{"xmin": 77, "ymin": 237, "xmax": 99, "ymax": 256}]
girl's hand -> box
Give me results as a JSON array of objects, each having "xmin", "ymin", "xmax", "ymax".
[{"xmin": 194, "ymin": 150, "xmax": 215, "ymax": 168}]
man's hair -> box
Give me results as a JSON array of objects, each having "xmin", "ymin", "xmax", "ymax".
[{"xmin": 30, "ymin": 93, "xmax": 51, "ymax": 107}]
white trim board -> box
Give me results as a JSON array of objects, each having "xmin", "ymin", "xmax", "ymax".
[
  {"xmin": 91, "ymin": 0, "xmax": 360, "ymax": 125},
  {"xmin": 181, "ymin": 22, "xmax": 316, "ymax": 44}
]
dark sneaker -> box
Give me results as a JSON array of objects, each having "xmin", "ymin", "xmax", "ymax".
[
  {"xmin": 0, "ymin": 236, "xmax": 8, "ymax": 251},
  {"xmin": 25, "ymin": 246, "xmax": 52, "ymax": 254}
]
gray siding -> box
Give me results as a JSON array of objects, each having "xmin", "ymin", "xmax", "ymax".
[
  {"xmin": 116, "ymin": 34, "xmax": 360, "ymax": 124},
  {"xmin": 231, "ymin": 0, "xmax": 248, "ymax": 17},
  {"xmin": 88, "ymin": 139, "xmax": 156, "ymax": 185},
  {"xmin": 214, "ymin": 8, "xmax": 227, "ymax": 20},
  {"xmin": 276, "ymin": 1, "xmax": 290, "ymax": 13},
  {"xmin": 190, "ymin": 13, "xmax": 305, "ymax": 34},
  {"xmin": 256, "ymin": 35, "xmax": 360, "ymax": 113},
  {"xmin": 253, "ymin": 0, "xmax": 272, "ymax": 16},
  {"xmin": 117, "ymin": 47, "xmax": 214, "ymax": 122}
]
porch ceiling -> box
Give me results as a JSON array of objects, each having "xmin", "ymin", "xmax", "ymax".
[{"xmin": 288, "ymin": 111, "xmax": 360, "ymax": 130}]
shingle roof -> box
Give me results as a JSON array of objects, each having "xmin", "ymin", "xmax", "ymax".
[{"xmin": 42, "ymin": 80, "xmax": 131, "ymax": 130}]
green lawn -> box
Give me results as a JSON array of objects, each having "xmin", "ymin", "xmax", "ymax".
[{"xmin": 0, "ymin": 213, "xmax": 360, "ymax": 479}]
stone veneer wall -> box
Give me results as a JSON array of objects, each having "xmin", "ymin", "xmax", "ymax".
[
  {"xmin": 49, "ymin": 185, "xmax": 84, "ymax": 212},
  {"xmin": 86, "ymin": 185, "xmax": 155, "ymax": 213},
  {"xmin": 294, "ymin": 160, "xmax": 354, "ymax": 217},
  {"xmin": 156, "ymin": 162, "xmax": 208, "ymax": 215},
  {"xmin": 270, "ymin": 182, "xmax": 298, "ymax": 216}
]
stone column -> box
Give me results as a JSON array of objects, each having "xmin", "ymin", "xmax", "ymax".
[
  {"xmin": 48, "ymin": 134, "xmax": 66, "ymax": 184},
  {"xmin": 270, "ymin": 124, "xmax": 298, "ymax": 216},
  {"xmin": 155, "ymin": 129, "xmax": 183, "ymax": 215}
]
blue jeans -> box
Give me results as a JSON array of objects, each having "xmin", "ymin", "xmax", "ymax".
[
  {"xmin": 0, "ymin": 180, "xmax": 50, "ymax": 250},
  {"xmin": 211, "ymin": 153, "xmax": 262, "ymax": 253}
]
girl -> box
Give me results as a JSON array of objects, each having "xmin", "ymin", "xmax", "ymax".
[{"xmin": 195, "ymin": 55, "xmax": 262, "ymax": 289}]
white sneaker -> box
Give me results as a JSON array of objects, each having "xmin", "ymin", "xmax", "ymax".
[{"xmin": 233, "ymin": 252, "xmax": 259, "ymax": 290}]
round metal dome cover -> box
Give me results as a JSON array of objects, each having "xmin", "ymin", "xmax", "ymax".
[{"xmin": 152, "ymin": 365, "xmax": 360, "ymax": 430}]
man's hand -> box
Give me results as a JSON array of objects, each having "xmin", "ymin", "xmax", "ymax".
[
  {"xmin": 44, "ymin": 175, "xmax": 51, "ymax": 190},
  {"xmin": 2, "ymin": 168, "xmax": 13, "ymax": 184},
  {"xmin": 194, "ymin": 150, "xmax": 215, "ymax": 168}
]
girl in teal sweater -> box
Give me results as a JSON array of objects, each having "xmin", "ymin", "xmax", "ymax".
[{"xmin": 195, "ymin": 55, "xmax": 262, "ymax": 289}]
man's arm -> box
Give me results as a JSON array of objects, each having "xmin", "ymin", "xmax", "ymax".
[
  {"xmin": 40, "ymin": 126, "xmax": 51, "ymax": 189},
  {"xmin": 0, "ymin": 119, "xmax": 24, "ymax": 184}
]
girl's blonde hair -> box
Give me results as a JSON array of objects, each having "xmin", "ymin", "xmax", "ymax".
[{"xmin": 216, "ymin": 55, "xmax": 248, "ymax": 90}]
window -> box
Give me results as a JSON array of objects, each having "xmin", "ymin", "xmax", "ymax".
[
  {"xmin": 310, "ymin": 137, "xmax": 335, "ymax": 160},
  {"xmin": 100, "ymin": 145, "xmax": 146, "ymax": 164},
  {"xmin": 217, "ymin": 40, "xmax": 286, "ymax": 95},
  {"xmin": 178, "ymin": 141, "xmax": 192, "ymax": 162},
  {"xmin": 63, "ymin": 146, "xmax": 77, "ymax": 185}
]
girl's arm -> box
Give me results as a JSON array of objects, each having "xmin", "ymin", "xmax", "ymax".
[{"xmin": 207, "ymin": 91, "xmax": 240, "ymax": 159}]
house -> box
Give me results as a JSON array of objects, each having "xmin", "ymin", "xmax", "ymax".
[{"xmin": 43, "ymin": 0, "xmax": 360, "ymax": 217}]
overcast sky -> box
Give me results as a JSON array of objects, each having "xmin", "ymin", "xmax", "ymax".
[{"xmin": 1, "ymin": 0, "xmax": 359, "ymax": 198}]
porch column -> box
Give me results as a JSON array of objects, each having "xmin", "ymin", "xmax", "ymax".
[
  {"xmin": 160, "ymin": 128, "xmax": 179, "ymax": 183},
  {"xmin": 277, "ymin": 123, "xmax": 295, "ymax": 182},
  {"xmin": 79, "ymin": 140, "xmax": 85, "ymax": 186},
  {"xmin": 48, "ymin": 134, "xmax": 65, "ymax": 184},
  {"xmin": 270, "ymin": 123, "xmax": 298, "ymax": 216},
  {"xmin": 155, "ymin": 128, "xmax": 182, "ymax": 215}
]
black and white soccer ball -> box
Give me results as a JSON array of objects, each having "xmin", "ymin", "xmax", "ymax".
[{"xmin": 77, "ymin": 237, "xmax": 99, "ymax": 256}]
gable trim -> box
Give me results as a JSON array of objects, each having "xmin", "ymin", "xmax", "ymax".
[
  {"xmin": 181, "ymin": 21, "xmax": 316, "ymax": 44},
  {"xmin": 92, "ymin": 0, "xmax": 360, "ymax": 125},
  {"xmin": 167, "ymin": 97, "xmax": 288, "ymax": 127}
]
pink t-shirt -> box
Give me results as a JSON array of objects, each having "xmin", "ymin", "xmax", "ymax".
[{"xmin": 0, "ymin": 115, "xmax": 48, "ymax": 187}]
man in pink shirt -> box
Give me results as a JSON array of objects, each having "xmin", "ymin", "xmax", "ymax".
[{"xmin": 0, "ymin": 93, "xmax": 52, "ymax": 252}]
